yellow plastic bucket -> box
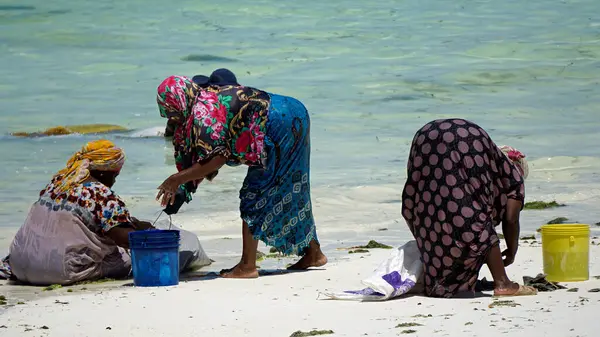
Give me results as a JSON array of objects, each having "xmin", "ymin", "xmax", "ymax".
[{"xmin": 540, "ymin": 224, "xmax": 590, "ymax": 282}]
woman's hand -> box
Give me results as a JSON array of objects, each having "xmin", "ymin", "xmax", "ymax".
[
  {"xmin": 501, "ymin": 198, "xmax": 522, "ymax": 267},
  {"xmin": 502, "ymin": 248, "xmax": 517, "ymax": 267},
  {"xmin": 131, "ymin": 217, "xmax": 154, "ymax": 230},
  {"xmin": 156, "ymin": 174, "xmax": 182, "ymax": 207},
  {"xmin": 157, "ymin": 156, "xmax": 227, "ymax": 207}
]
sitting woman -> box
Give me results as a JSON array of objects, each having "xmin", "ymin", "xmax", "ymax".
[
  {"xmin": 401, "ymin": 118, "xmax": 537, "ymax": 298},
  {"xmin": 8, "ymin": 140, "xmax": 151, "ymax": 285}
]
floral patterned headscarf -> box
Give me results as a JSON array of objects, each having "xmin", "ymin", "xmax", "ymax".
[
  {"xmin": 156, "ymin": 75, "xmax": 228, "ymax": 194},
  {"xmin": 156, "ymin": 75, "xmax": 199, "ymax": 122},
  {"xmin": 499, "ymin": 145, "xmax": 529, "ymax": 180}
]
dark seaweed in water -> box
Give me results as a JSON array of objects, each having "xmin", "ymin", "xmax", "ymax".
[
  {"xmin": 181, "ymin": 54, "xmax": 238, "ymax": 63},
  {"xmin": 0, "ymin": 5, "xmax": 36, "ymax": 11},
  {"xmin": 523, "ymin": 201, "xmax": 565, "ymax": 210}
]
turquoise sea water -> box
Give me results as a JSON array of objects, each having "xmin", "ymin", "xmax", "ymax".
[{"xmin": 1, "ymin": 0, "xmax": 600, "ymax": 245}]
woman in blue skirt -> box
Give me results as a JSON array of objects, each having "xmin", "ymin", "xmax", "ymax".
[{"xmin": 156, "ymin": 74, "xmax": 327, "ymax": 278}]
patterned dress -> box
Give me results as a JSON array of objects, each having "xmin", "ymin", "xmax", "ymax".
[
  {"xmin": 40, "ymin": 178, "xmax": 132, "ymax": 233},
  {"xmin": 9, "ymin": 178, "xmax": 133, "ymax": 285},
  {"xmin": 401, "ymin": 119, "xmax": 525, "ymax": 298},
  {"xmin": 157, "ymin": 76, "xmax": 318, "ymax": 256}
]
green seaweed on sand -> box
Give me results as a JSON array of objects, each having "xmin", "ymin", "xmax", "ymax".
[
  {"xmin": 546, "ymin": 217, "xmax": 569, "ymax": 224},
  {"xmin": 43, "ymin": 284, "xmax": 62, "ymax": 291},
  {"xmin": 400, "ymin": 330, "xmax": 417, "ymax": 334},
  {"xmin": 0, "ymin": 295, "xmax": 6, "ymax": 305},
  {"xmin": 465, "ymin": 322, "xmax": 473, "ymax": 326},
  {"xmin": 593, "ymin": 276, "xmax": 600, "ymax": 280},
  {"xmin": 73, "ymin": 278, "xmax": 115, "ymax": 286},
  {"xmin": 520, "ymin": 235, "xmax": 535, "ymax": 240},
  {"xmin": 257, "ymin": 251, "xmax": 284, "ymax": 261},
  {"xmin": 488, "ymin": 300, "xmax": 520, "ymax": 308},
  {"xmin": 567, "ymin": 288, "xmax": 579, "ymax": 292},
  {"xmin": 349, "ymin": 249, "xmax": 369, "ymax": 254},
  {"xmin": 523, "ymin": 201, "xmax": 565, "ymax": 210},
  {"xmin": 396, "ymin": 323, "xmax": 423, "ymax": 328},
  {"xmin": 290, "ymin": 330, "xmax": 334, "ymax": 337},
  {"xmin": 353, "ymin": 240, "xmax": 392, "ymax": 249},
  {"xmin": 270, "ymin": 247, "xmax": 278, "ymax": 253},
  {"xmin": 411, "ymin": 314, "xmax": 433, "ymax": 318},
  {"xmin": 498, "ymin": 233, "xmax": 505, "ymax": 239}
]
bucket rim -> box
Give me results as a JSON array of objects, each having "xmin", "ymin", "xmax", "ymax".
[
  {"xmin": 129, "ymin": 229, "xmax": 180, "ymax": 235},
  {"xmin": 540, "ymin": 224, "xmax": 590, "ymax": 233}
]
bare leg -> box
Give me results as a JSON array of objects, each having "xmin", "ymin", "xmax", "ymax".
[
  {"xmin": 221, "ymin": 221, "xmax": 259, "ymax": 279},
  {"xmin": 287, "ymin": 239, "xmax": 328, "ymax": 270},
  {"xmin": 486, "ymin": 244, "xmax": 519, "ymax": 295}
]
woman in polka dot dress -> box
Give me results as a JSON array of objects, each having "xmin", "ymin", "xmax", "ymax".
[{"xmin": 401, "ymin": 118, "xmax": 537, "ymax": 298}]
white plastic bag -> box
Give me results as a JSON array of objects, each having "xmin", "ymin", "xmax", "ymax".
[
  {"xmin": 153, "ymin": 219, "xmax": 212, "ymax": 272},
  {"xmin": 320, "ymin": 240, "xmax": 424, "ymax": 301}
]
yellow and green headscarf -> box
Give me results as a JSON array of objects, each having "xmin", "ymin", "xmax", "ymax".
[{"xmin": 52, "ymin": 139, "xmax": 126, "ymax": 193}]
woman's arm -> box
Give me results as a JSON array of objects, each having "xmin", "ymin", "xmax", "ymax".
[
  {"xmin": 174, "ymin": 155, "xmax": 227, "ymax": 184},
  {"xmin": 105, "ymin": 227, "xmax": 135, "ymax": 249},
  {"xmin": 501, "ymin": 198, "xmax": 522, "ymax": 266},
  {"xmin": 157, "ymin": 155, "xmax": 227, "ymax": 207},
  {"xmin": 131, "ymin": 217, "xmax": 155, "ymax": 230}
]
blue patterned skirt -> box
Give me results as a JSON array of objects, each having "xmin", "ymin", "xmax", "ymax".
[{"xmin": 239, "ymin": 93, "xmax": 318, "ymax": 256}]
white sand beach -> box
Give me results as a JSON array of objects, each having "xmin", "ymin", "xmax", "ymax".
[
  {"xmin": 1, "ymin": 238, "xmax": 599, "ymax": 337},
  {"xmin": 2, "ymin": 0, "xmax": 600, "ymax": 336}
]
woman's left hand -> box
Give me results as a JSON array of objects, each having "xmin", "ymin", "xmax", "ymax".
[{"xmin": 156, "ymin": 174, "xmax": 182, "ymax": 207}]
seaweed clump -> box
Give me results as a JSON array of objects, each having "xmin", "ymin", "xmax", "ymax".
[
  {"xmin": 290, "ymin": 330, "xmax": 334, "ymax": 337},
  {"xmin": 523, "ymin": 201, "xmax": 565, "ymax": 210},
  {"xmin": 11, "ymin": 124, "xmax": 126, "ymax": 137},
  {"xmin": 43, "ymin": 284, "xmax": 62, "ymax": 291},
  {"xmin": 349, "ymin": 249, "xmax": 370, "ymax": 254},
  {"xmin": 354, "ymin": 240, "xmax": 392, "ymax": 249},
  {"xmin": 546, "ymin": 217, "xmax": 569, "ymax": 224},
  {"xmin": 396, "ymin": 323, "xmax": 423, "ymax": 328},
  {"xmin": 488, "ymin": 300, "xmax": 520, "ymax": 308},
  {"xmin": 73, "ymin": 278, "xmax": 115, "ymax": 286}
]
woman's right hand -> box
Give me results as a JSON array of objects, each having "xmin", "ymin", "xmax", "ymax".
[{"xmin": 501, "ymin": 248, "xmax": 517, "ymax": 267}]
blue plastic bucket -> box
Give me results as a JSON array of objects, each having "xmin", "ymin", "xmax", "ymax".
[{"xmin": 129, "ymin": 230, "xmax": 180, "ymax": 287}]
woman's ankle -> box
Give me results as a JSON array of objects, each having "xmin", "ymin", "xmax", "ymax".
[{"xmin": 494, "ymin": 277, "xmax": 514, "ymax": 289}]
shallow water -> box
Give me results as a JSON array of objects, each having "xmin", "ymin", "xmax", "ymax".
[{"xmin": 1, "ymin": 0, "xmax": 600, "ymax": 246}]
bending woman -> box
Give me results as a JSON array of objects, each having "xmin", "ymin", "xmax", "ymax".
[
  {"xmin": 8, "ymin": 140, "xmax": 151, "ymax": 285},
  {"xmin": 156, "ymin": 75, "xmax": 327, "ymax": 279},
  {"xmin": 401, "ymin": 118, "xmax": 537, "ymax": 298}
]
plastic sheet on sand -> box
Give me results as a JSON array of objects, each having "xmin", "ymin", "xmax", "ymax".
[{"xmin": 320, "ymin": 240, "xmax": 423, "ymax": 301}]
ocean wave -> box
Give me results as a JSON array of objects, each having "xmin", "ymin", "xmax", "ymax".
[{"xmin": 120, "ymin": 127, "xmax": 166, "ymax": 138}]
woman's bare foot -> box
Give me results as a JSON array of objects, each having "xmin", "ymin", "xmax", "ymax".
[
  {"xmin": 493, "ymin": 282, "xmax": 536, "ymax": 297},
  {"xmin": 287, "ymin": 241, "xmax": 328, "ymax": 270},
  {"xmin": 493, "ymin": 281, "xmax": 519, "ymax": 295},
  {"xmin": 219, "ymin": 262, "xmax": 239, "ymax": 275},
  {"xmin": 220, "ymin": 263, "xmax": 259, "ymax": 279}
]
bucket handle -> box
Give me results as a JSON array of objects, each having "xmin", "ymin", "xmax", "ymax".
[{"xmin": 151, "ymin": 211, "xmax": 173, "ymax": 230}]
